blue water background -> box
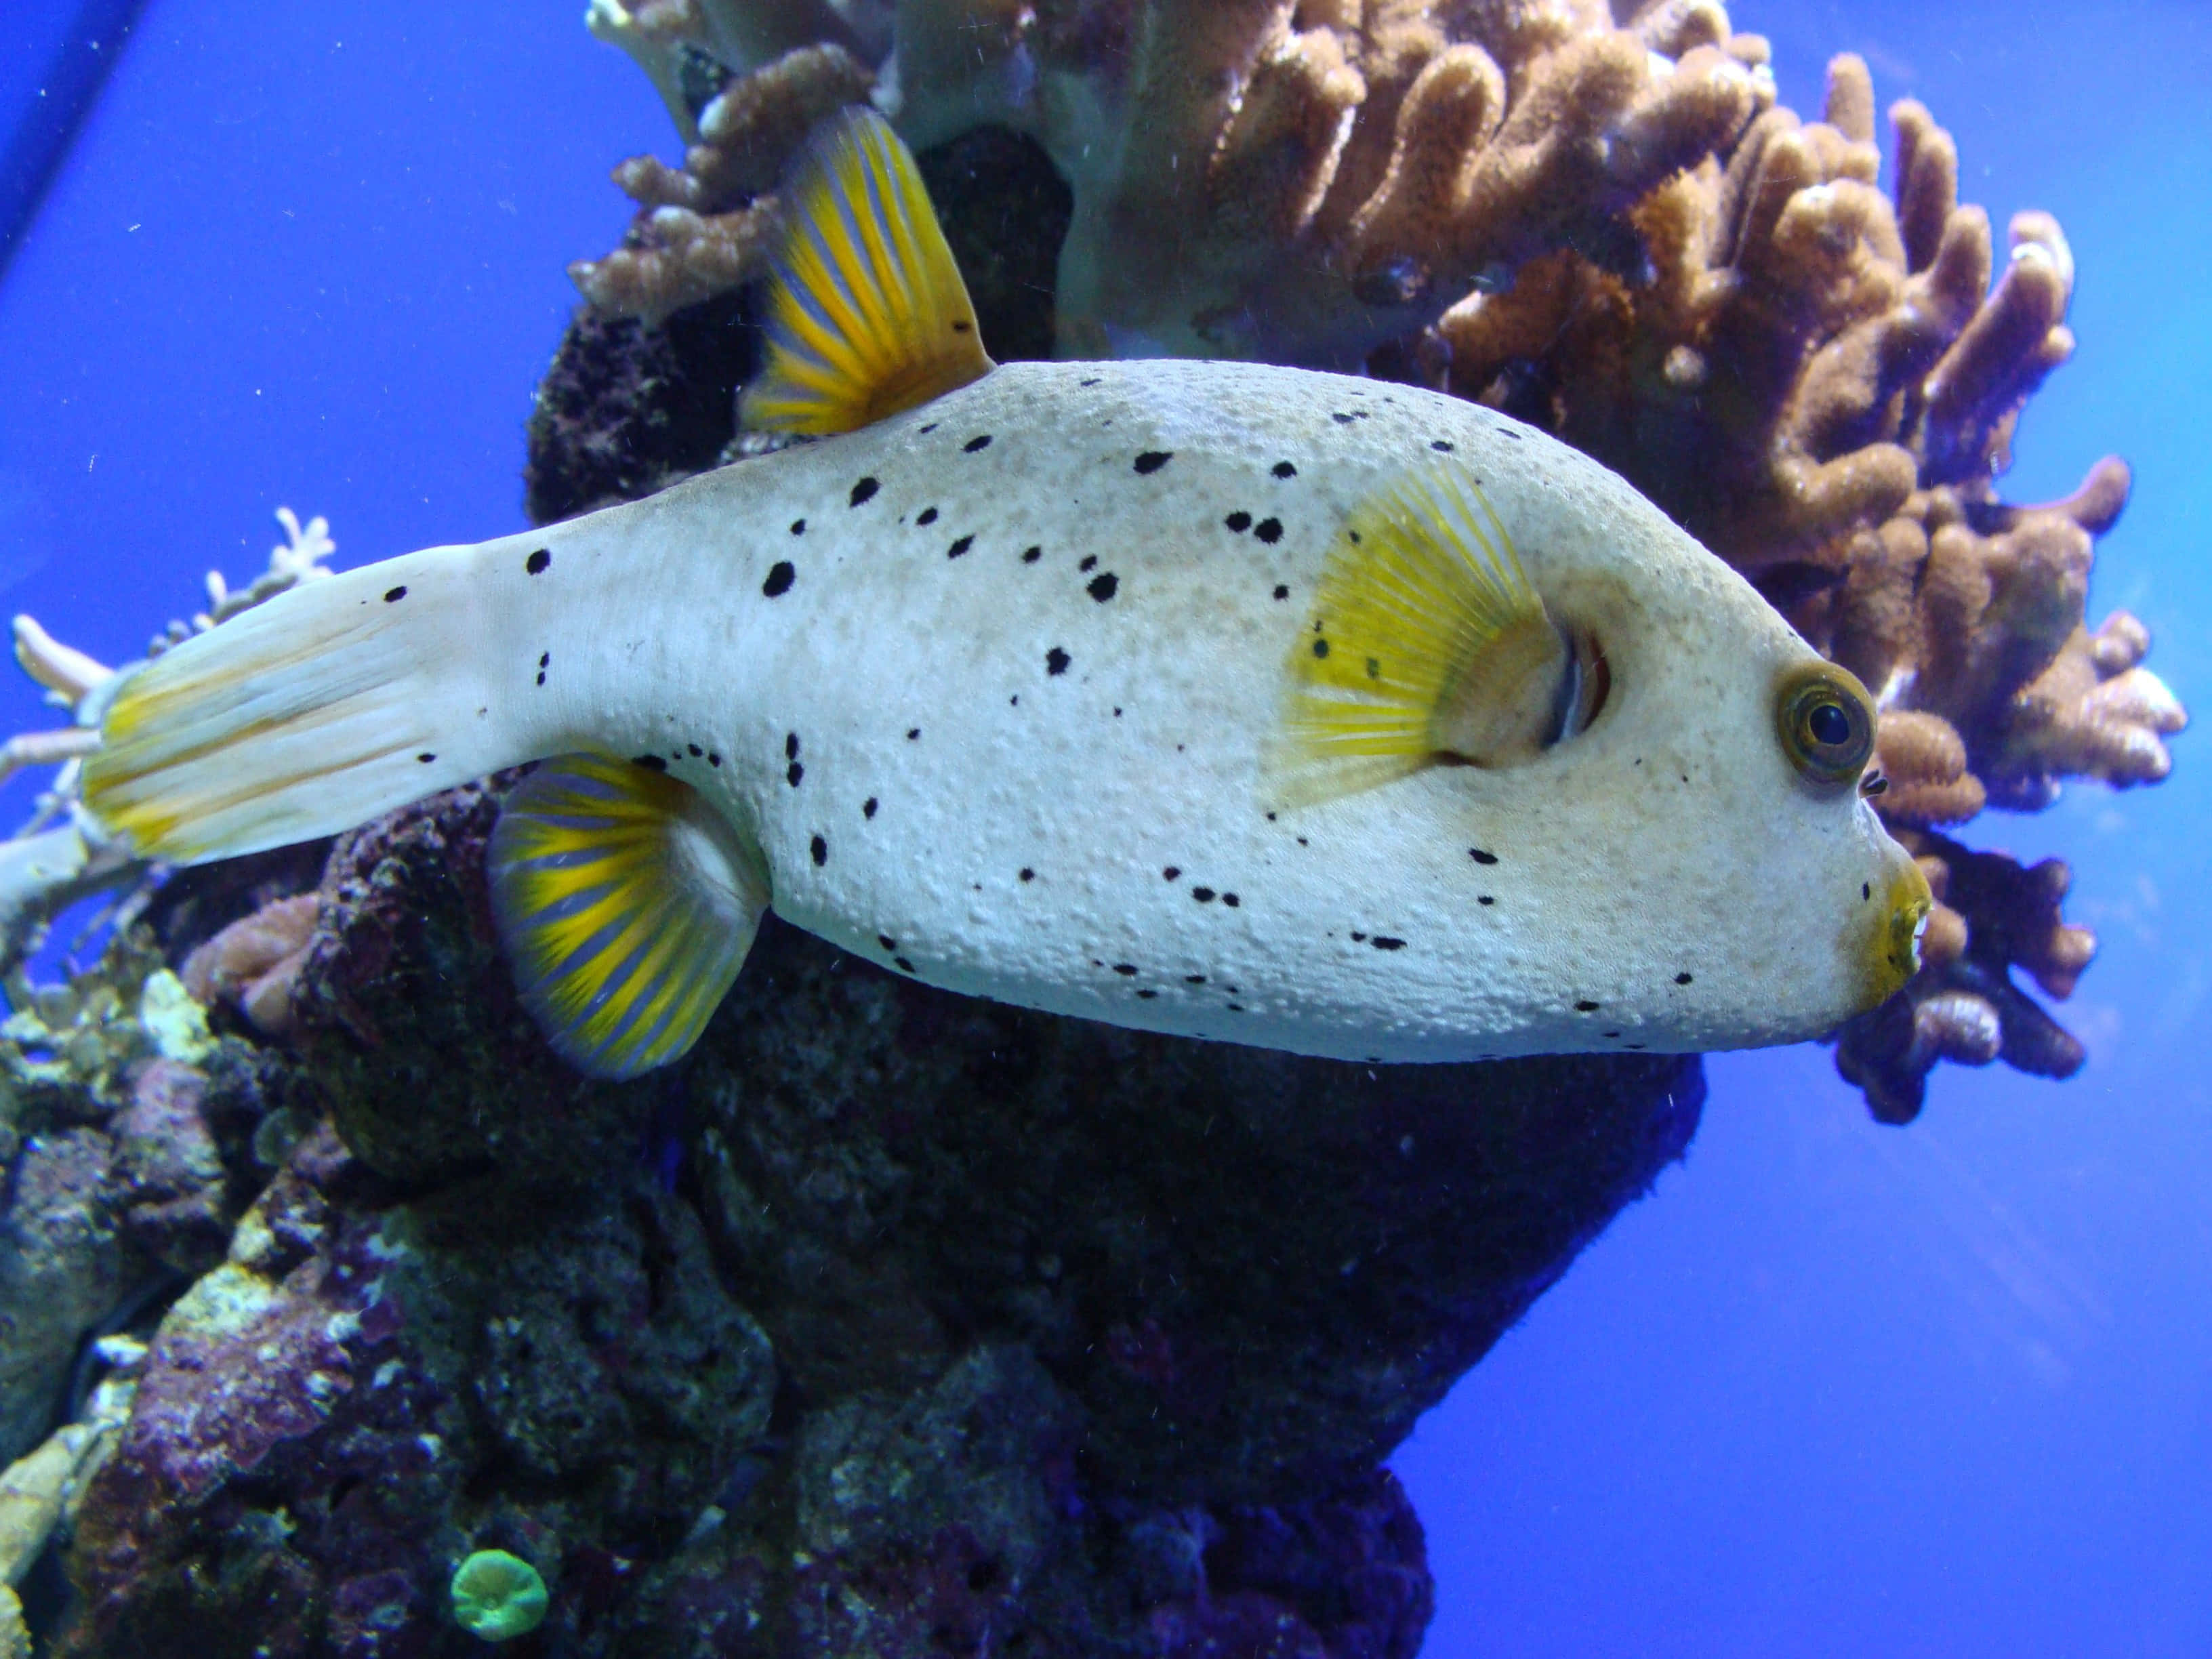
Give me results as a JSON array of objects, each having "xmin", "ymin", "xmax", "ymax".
[{"xmin": 0, "ymin": 2, "xmax": 2203, "ymax": 1651}]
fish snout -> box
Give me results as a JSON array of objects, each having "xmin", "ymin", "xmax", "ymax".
[{"xmin": 1857, "ymin": 855, "xmax": 1933, "ymax": 1011}]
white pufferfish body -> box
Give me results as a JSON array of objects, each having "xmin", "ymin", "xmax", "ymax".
[{"xmin": 81, "ymin": 112, "xmax": 1929, "ymax": 1076}]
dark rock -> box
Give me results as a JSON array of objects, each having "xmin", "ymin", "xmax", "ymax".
[
  {"xmin": 524, "ymin": 288, "xmax": 758, "ymax": 527},
  {"xmin": 0, "ymin": 1126, "xmax": 127, "ymax": 1461},
  {"xmin": 915, "ymin": 125, "xmax": 1072, "ymax": 365}
]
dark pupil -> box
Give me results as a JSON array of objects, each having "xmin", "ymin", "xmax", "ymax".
[{"xmin": 1807, "ymin": 701, "xmax": 1852, "ymax": 748}]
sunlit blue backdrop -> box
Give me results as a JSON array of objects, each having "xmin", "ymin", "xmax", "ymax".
[{"xmin": 1, "ymin": 3, "xmax": 2203, "ymax": 1653}]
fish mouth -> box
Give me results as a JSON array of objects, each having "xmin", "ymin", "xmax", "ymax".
[{"xmin": 1859, "ymin": 859, "xmax": 1933, "ymax": 1010}]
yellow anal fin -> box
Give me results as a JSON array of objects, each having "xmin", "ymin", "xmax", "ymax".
[
  {"xmin": 1273, "ymin": 463, "xmax": 1569, "ymax": 809},
  {"xmin": 741, "ymin": 106, "xmax": 995, "ymax": 435},
  {"xmin": 488, "ymin": 754, "xmax": 769, "ymax": 1080}
]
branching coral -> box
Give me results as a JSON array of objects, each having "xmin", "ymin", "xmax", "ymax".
[{"xmin": 577, "ymin": 0, "xmax": 1770, "ymax": 362}]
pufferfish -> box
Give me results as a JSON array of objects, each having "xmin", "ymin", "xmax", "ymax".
[{"xmin": 79, "ymin": 108, "xmax": 1929, "ymax": 1079}]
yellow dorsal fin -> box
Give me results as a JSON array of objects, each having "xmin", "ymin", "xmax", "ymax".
[
  {"xmin": 741, "ymin": 106, "xmax": 995, "ymax": 435},
  {"xmin": 1273, "ymin": 463, "xmax": 1571, "ymax": 809},
  {"xmin": 488, "ymin": 754, "xmax": 769, "ymax": 1079}
]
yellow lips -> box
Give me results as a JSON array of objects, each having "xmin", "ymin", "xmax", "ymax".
[{"xmin": 1862, "ymin": 860, "xmax": 1934, "ymax": 1008}]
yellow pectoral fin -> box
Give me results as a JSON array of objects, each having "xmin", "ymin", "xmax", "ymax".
[
  {"xmin": 1273, "ymin": 462, "xmax": 1568, "ymax": 809},
  {"xmin": 488, "ymin": 754, "xmax": 769, "ymax": 1080},
  {"xmin": 741, "ymin": 106, "xmax": 995, "ymax": 436}
]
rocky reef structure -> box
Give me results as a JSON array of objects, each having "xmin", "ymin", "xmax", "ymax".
[
  {"xmin": 15, "ymin": 785, "xmax": 1698, "ymax": 1654},
  {"xmin": 559, "ymin": 0, "xmax": 2184, "ymax": 1118}
]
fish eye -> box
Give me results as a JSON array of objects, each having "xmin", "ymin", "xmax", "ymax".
[{"xmin": 1774, "ymin": 662, "xmax": 1876, "ymax": 787}]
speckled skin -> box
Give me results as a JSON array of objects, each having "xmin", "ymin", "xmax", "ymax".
[{"xmin": 197, "ymin": 359, "xmax": 1922, "ymax": 1061}]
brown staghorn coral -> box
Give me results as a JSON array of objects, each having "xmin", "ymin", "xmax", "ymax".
[
  {"xmin": 579, "ymin": 0, "xmax": 1769, "ymax": 362},
  {"xmin": 1430, "ymin": 51, "xmax": 2183, "ymax": 1113}
]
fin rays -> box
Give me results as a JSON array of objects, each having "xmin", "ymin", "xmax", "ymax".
[
  {"xmin": 489, "ymin": 754, "xmax": 769, "ymax": 1079},
  {"xmin": 1273, "ymin": 464, "xmax": 1563, "ymax": 808},
  {"xmin": 742, "ymin": 106, "xmax": 994, "ymax": 434}
]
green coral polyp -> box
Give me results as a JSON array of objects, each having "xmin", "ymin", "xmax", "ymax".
[{"xmin": 449, "ymin": 1549, "xmax": 548, "ymax": 1641}]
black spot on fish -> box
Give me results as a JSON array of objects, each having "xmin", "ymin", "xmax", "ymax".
[
  {"xmin": 1136, "ymin": 989, "xmax": 1158, "ymax": 999},
  {"xmin": 1604, "ymin": 1031, "xmax": 1621, "ymax": 1040},
  {"xmin": 1133, "ymin": 451, "xmax": 1173, "ymax": 474},
  {"xmin": 1372, "ymin": 937, "xmax": 1404, "ymax": 950},
  {"xmin": 1500, "ymin": 429, "xmax": 1521, "ymax": 442},
  {"xmin": 948, "ymin": 534, "xmax": 973, "ymax": 558},
  {"xmin": 1021, "ymin": 545, "xmax": 1042, "ymax": 563},
  {"xmin": 1186, "ymin": 974, "xmax": 1206, "ymax": 985},
  {"xmin": 417, "ymin": 752, "xmax": 435, "ymax": 763},
  {"xmin": 535, "ymin": 672, "xmax": 546, "ymax": 686},
  {"xmin": 878, "ymin": 934, "xmax": 897, "ymax": 951},
  {"xmin": 1311, "ymin": 638, "xmax": 1330, "ymax": 659},
  {"xmin": 1192, "ymin": 886, "xmax": 1216, "ymax": 903},
  {"xmin": 1226, "ymin": 511, "xmax": 1252, "ymax": 533},
  {"xmin": 708, "ymin": 752, "xmax": 721, "ymax": 767},
  {"xmin": 785, "ymin": 733, "xmax": 800, "ymax": 759},
  {"xmin": 633, "ymin": 755, "xmax": 667, "ymax": 772},
  {"xmin": 907, "ymin": 728, "xmax": 920, "ymax": 740},
  {"xmin": 1113, "ymin": 964, "xmax": 1138, "ymax": 976},
  {"xmin": 1478, "ymin": 896, "xmax": 1494, "ymax": 906},
  {"xmin": 1574, "ymin": 1000, "xmax": 1601, "ymax": 1012},
  {"xmin": 762, "ymin": 561, "xmax": 796, "ymax": 598},
  {"xmin": 1046, "ymin": 647, "xmax": 1070, "ymax": 675},
  {"xmin": 1080, "ymin": 377, "xmax": 1101, "ymax": 386},
  {"xmin": 1431, "ymin": 439, "xmax": 1454, "ymax": 453},
  {"xmin": 384, "ymin": 585, "xmax": 407, "ymax": 603},
  {"xmin": 688, "ymin": 743, "xmax": 703, "ymax": 757},
  {"xmin": 850, "ymin": 476, "xmax": 879, "ymax": 507},
  {"xmin": 1351, "ymin": 932, "xmax": 1367, "ymax": 942},
  {"xmin": 787, "ymin": 762, "xmax": 804, "ymax": 787},
  {"xmin": 790, "ymin": 518, "xmax": 806, "ymax": 535},
  {"xmin": 539, "ymin": 652, "xmax": 550, "ymax": 668},
  {"xmin": 1163, "ymin": 867, "xmax": 1181, "ymax": 881},
  {"xmin": 918, "ymin": 422, "xmax": 939, "ymax": 434},
  {"xmin": 526, "ymin": 548, "xmax": 551, "ymax": 575},
  {"xmin": 917, "ymin": 506, "xmax": 939, "ymax": 526},
  {"xmin": 1332, "ymin": 411, "xmax": 1357, "ymax": 425},
  {"xmin": 1273, "ymin": 584, "xmax": 1290, "ymax": 600},
  {"xmin": 963, "ymin": 434, "xmax": 993, "ymax": 453},
  {"xmin": 1862, "ymin": 882, "xmax": 1872, "ymax": 901},
  {"xmin": 1227, "ymin": 1003, "xmax": 1244, "ymax": 1012},
  {"xmin": 1222, "ymin": 893, "xmax": 1240, "ymax": 907},
  {"xmin": 951, "ymin": 319, "xmax": 972, "ymax": 333},
  {"xmin": 1087, "ymin": 573, "xmax": 1119, "ymax": 602},
  {"xmin": 1020, "ymin": 867, "xmax": 1035, "ymax": 882},
  {"xmin": 811, "ymin": 835, "xmax": 828, "ymax": 866},
  {"xmin": 1272, "ymin": 461, "xmax": 1298, "ymax": 478},
  {"xmin": 1078, "ymin": 554, "xmax": 1098, "ymax": 572},
  {"xmin": 896, "ymin": 956, "xmax": 916, "ymax": 972},
  {"xmin": 1675, "ymin": 972, "xmax": 1694, "ymax": 985},
  {"xmin": 1469, "ymin": 848, "xmax": 1498, "ymax": 864},
  {"xmin": 863, "ymin": 797, "xmax": 878, "ymax": 819},
  {"xmin": 1255, "ymin": 517, "xmax": 1284, "ymax": 544}
]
